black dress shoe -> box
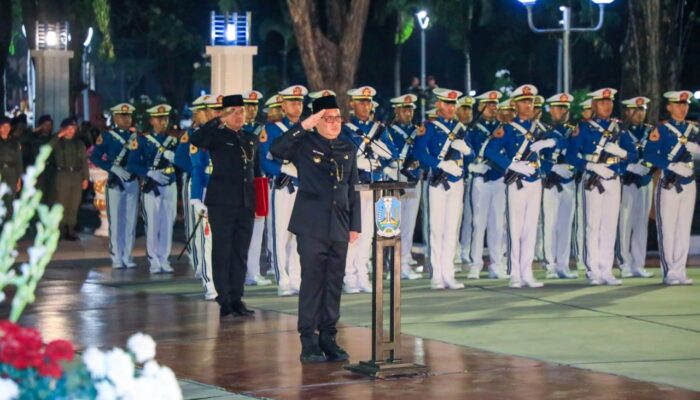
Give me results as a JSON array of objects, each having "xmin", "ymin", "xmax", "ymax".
[
  {"xmin": 231, "ymin": 300, "xmax": 255, "ymax": 316},
  {"xmin": 300, "ymin": 344, "xmax": 327, "ymax": 364},
  {"xmin": 219, "ymin": 303, "xmax": 233, "ymax": 318},
  {"xmin": 319, "ymin": 335, "xmax": 349, "ymax": 362}
]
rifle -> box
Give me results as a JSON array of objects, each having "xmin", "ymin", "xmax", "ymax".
[
  {"xmin": 542, "ymin": 124, "xmax": 573, "ymax": 192},
  {"xmin": 661, "ymin": 122, "xmax": 699, "ymax": 193},
  {"xmin": 584, "ymin": 121, "xmax": 626, "ymax": 193},
  {"xmin": 504, "ymin": 123, "xmax": 544, "ymax": 190},
  {"xmin": 429, "ymin": 123, "xmax": 467, "ymax": 190}
]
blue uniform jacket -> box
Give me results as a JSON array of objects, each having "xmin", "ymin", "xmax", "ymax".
[
  {"xmin": 341, "ymin": 116, "xmax": 398, "ymax": 183},
  {"xmin": 539, "ymin": 123, "xmax": 576, "ymax": 185},
  {"xmin": 467, "ymin": 119, "xmax": 503, "ymax": 181},
  {"xmin": 173, "ymin": 128, "xmax": 194, "ymax": 174},
  {"xmin": 643, "ymin": 119, "xmax": 699, "ymax": 186},
  {"xmin": 261, "ymin": 117, "xmax": 299, "ymax": 185},
  {"xmin": 622, "ymin": 124, "xmax": 654, "ymax": 187},
  {"xmin": 126, "ymin": 132, "xmax": 178, "ymax": 186},
  {"xmin": 189, "ymin": 145, "xmax": 211, "ymax": 201},
  {"xmin": 483, "ymin": 118, "xmax": 544, "ymax": 183},
  {"xmin": 566, "ymin": 118, "xmax": 639, "ymax": 177},
  {"xmin": 91, "ymin": 128, "xmax": 135, "ymax": 174},
  {"xmin": 413, "ymin": 116, "xmax": 473, "ymax": 183}
]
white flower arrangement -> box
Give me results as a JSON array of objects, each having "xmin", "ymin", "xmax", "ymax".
[
  {"xmin": 83, "ymin": 333, "xmax": 182, "ymax": 400},
  {"xmin": 0, "ymin": 378, "xmax": 19, "ymax": 400}
]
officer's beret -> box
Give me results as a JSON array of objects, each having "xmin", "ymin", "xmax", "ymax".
[
  {"xmin": 60, "ymin": 117, "xmax": 77, "ymax": 129},
  {"xmin": 37, "ymin": 115, "xmax": 53, "ymax": 125},
  {"xmin": 222, "ymin": 95, "xmax": 244, "ymax": 108},
  {"xmin": 312, "ymin": 95, "xmax": 339, "ymax": 113}
]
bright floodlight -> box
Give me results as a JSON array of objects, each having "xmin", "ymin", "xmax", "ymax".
[
  {"xmin": 45, "ymin": 31, "xmax": 58, "ymax": 47},
  {"xmin": 416, "ymin": 10, "xmax": 430, "ymax": 30},
  {"xmin": 517, "ymin": 0, "xmax": 537, "ymax": 5},
  {"xmin": 83, "ymin": 27, "xmax": 93, "ymax": 47},
  {"xmin": 469, "ymin": 90, "xmax": 476, "ymax": 96},
  {"xmin": 225, "ymin": 23, "xmax": 237, "ymax": 42},
  {"xmin": 694, "ymin": 91, "xmax": 700, "ymax": 100},
  {"xmin": 591, "ymin": 0, "xmax": 614, "ymax": 4}
]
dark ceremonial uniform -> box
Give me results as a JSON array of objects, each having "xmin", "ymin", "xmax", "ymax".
[{"xmin": 0, "ymin": 134, "xmax": 22, "ymax": 216}]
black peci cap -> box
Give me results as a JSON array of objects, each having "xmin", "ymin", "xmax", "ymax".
[
  {"xmin": 222, "ymin": 94, "xmax": 244, "ymax": 108},
  {"xmin": 312, "ymin": 95, "xmax": 339, "ymax": 113},
  {"xmin": 60, "ymin": 117, "xmax": 77, "ymax": 129}
]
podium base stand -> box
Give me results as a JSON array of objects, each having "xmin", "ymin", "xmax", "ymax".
[{"xmin": 344, "ymin": 360, "xmax": 428, "ymax": 379}]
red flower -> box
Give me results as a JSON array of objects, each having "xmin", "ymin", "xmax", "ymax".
[
  {"xmin": 45, "ymin": 340, "xmax": 74, "ymax": 363},
  {"xmin": 38, "ymin": 360, "xmax": 62, "ymax": 378},
  {"xmin": 0, "ymin": 320, "xmax": 20, "ymax": 336},
  {"xmin": 15, "ymin": 327, "xmax": 43, "ymax": 352}
]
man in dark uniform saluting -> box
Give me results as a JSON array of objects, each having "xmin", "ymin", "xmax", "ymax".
[
  {"xmin": 270, "ymin": 94, "xmax": 361, "ymax": 364},
  {"xmin": 190, "ymin": 94, "xmax": 262, "ymax": 317}
]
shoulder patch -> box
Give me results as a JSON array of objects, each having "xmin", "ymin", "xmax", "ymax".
[
  {"xmin": 190, "ymin": 144, "xmax": 198, "ymax": 154},
  {"xmin": 417, "ymin": 125, "xmax": 426, "ymax": 136},
  {"xmin": 180, "ymin": 131, "xmax": 189, "ymax": 143},
  {"xmin": 259, "ymin": 128, "xmax": 267, "ymax": 143},
  {"xmin": 493, "ymin": 127, "xmax": 504, "ymax": 138},
  {"xmin": 130, "ymin": 137, "xmax": 138, "ymax": 150},
  {"xmin": 96, "ymin": 134, "xmax": 103, "ymax": 145},
  {"xmin": 649, "ymin": 128, "xmax": 660, "ymax": 142}
]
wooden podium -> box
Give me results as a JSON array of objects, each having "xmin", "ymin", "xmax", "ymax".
[{"xmin": 344, "ymin": 181, "xmax": 429, "ymax": 379}]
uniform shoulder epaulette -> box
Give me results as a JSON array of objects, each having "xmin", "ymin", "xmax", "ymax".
[
  {"xmin": 180, "ymin": 131, "xmax": 189, "ymax": 143},
  {"xmin": 95, "ymin": 134, "xmax": 104, "ymax": 145},
  {"xmin": 259, "ymin": 128, "xmax": 267, "ymax": 143},
  {"xmin": 129, "ymin": 136, "xmax": 139, "ymax": 150},
  {"xmin": 190, "ymin": 144, "xmax": 198, "ymax": 154},
  {"xmin": 493, "ymin": 126, "xmax": 505, "ymax": 138},
  {"xmin": 416, "ymin": 125, "xmax": 426, "ymax": 136}
]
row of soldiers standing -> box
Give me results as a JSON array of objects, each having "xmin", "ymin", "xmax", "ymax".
[{"xmin": 93, "ymin": 82, "xmax": 697, "ymax": 303}]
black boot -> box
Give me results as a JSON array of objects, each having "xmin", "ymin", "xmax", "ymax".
[
  {"xmin": 299, "ymin": 335, "xmax": 326, "ymax": 364},
  {"xmin": 231, "ymin": 300, "xmax": 254, "ymax": 316},
  {"xmin": 319, "ymin": 333, "xmax": 349, "ymax": 362},
  {"xmin": 218, "ymin": 297, "xmax": 233, "ymax": 318},
  {"xmin": 65, "ymin": 226, "xmax": 79, "ymax": 241}
]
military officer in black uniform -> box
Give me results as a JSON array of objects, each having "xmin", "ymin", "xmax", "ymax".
[
  {"xmin": 190, "ymin": 95, "xmax": 262, "ymax": 318},
  {"xmin": 0, "ymin": 117, "xmax": 22, "ymax": 216},
  {"xmin": 270, "ymin": 94, "xmax": 361, "ymax": 364}
]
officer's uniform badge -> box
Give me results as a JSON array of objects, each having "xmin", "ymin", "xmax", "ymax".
[
  {"xmin": 375, "ymin": 196, "xmax": 401, "ymax": 238},
  {"xmin": 180, "ymin": 132, "xmax": 189, "ymax": 143},
  {"xmin": 130, "ymin": 138, "xmax": 138, "ymax": 150},
  {"xmin": 649, "ymin": 128, "xmax": 660, "ymax": 142},
  {"xmin": 190, "ymin": 144, "xmax": 198, "ymax": 154},
  {"xmin": 96, "ymin": 135, "xmax": 103, "ymax": 145},
  {"xmin": 493, "ymin": 127, "xmax": 504, "ymax": 138},
  {"xmin": 259, "ymin": 128, "xmax": 267, "ymax": 143}
]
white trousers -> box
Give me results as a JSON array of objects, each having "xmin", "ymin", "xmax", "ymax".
[
  {"xmin": 506, "ymin": 180, "xmax": 542, "ymax": 282},
  {"xmin": 617, "ymin": 183, "xmax": 653, "ymax": 273},
  {"xmin": 400, "ymin": 181, "xmax": 422, "ymax": 268},
  {"xmin": 106, "ymin": 180, "xmax": 139, "ymax": 267},
  {"xmin": 181, "ymin": 174, "xmax": 195, "ymax": 269},
  {"xmin": 246, "ymin": 217, "xmax": 266, "ymax": 279},
  {"xmin": 469, "ymin": 177, "xmax": 507, "ymax": 270},
  {"xmin": 194, "ymin": 215, "xmax": 216, "ymax": 294},
  {"xmin": 429, "ymin": 180, "xmax": 464, "ymax": 285},
  {"xmin": 142, "ymin": 183, "xmax": 177, "ymax": 270},
  {"xmin": 574, "ymin": 180, "xmax": 585, "ymax": 268},
  {"xmin": 459, "ymin": 176, "xmax": 473, "ymax": 262},
  {"xmin": 272, "ymin": 187, "xmax": 301, "ymax": 289},
  {"xmin": 345, "ymin": 190, "xmax": 374, "ymax": 287},
  {"xmin": 656, "ymin": 179, "xmax": 696, "ymax": 281},
  {"xmin": 582, "ymin": 175, "xmax": 621, "ymax": 280},
  {"xmin": 542, "ymin": 181, "xmax": 576, "ymax": 270}
]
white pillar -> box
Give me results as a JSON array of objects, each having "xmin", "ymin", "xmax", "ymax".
[
  {"xmin": 205, "ymin": 46, "xmax": 257, "ymax": 95},
  {"xmin": 30, "ymin": 50, "xmax": 74, "ymax": 123}
]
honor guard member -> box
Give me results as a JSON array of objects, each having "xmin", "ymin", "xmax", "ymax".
[
  {"xmin": 263, "ymin": 94, "xmax": 284, "ymax": 279},
  {"xmin": 241, "ymin": 90, "xmax": 272, "ymax": 287},
  {"xmin": 0, "ymin": 117, "xmax": 22, "ymax": 216},
  {"xmin": 342, "ymin": 86, "xmax": 398, "ymax": 293},
  {"xmin": 617, "ymin": 96, "xmax": 655, "ymax": 279},
  {"xmin": 413, "ymin": 88, "xmax": 473, "ymax": 290},
  {"xmin": 263, "ymin": 95, "xmax": 284, "ymax": 122},
  {"xmin": 127, "ymin": 104, "xmax": 178, "ymax": 273},
  {"xmin": 91, "ymin": 103, "xmax": 139, "ymax": 268},
  {"xmin": 270, "ymin": 94, "xmax": 360, "ymax": 364},
  {"xmin": 52, "ymin": 118, "xmax": 89, "ymax": 241},
  {"xmin": 540, "ymin": 93, "xmax": 579, "ymax": 279},
  {"xmin": 643, "ymin": 90, "xmax": 699, "ymax": 285},
  {"xmin": 566, "ymin": 88, "xmax": 638, "ymax": 285},
  {"xmin": 387, "ymin": 93, "xmax": 422, "ymax": 280},
  {"xmin": 190, "ymin": 94, "xmax": 262, "ymax": 316},
  {"xmin": 573, "ymin": 97, "xmax": 594, "ymax": 271},
  {"xmin": 456, "ymin": 95, "xmax": 475, "ymax": 268},
  {"xmin": 532, "ymin": 95, "xmax": 548, "ymax": 262},
  {"xmin": 426, "ymin": 108, "xmax": 438, "ymax": 122},
  {"xmin": 497, "ymin": 100, "xmax": 516, "ymax": 124},
  {"xmin": 465, "ymin": 90, "xmax": 509, "ymax": 280},
  {"xmin": 261, "ymin": 85, "xmax": 307, "ymax": 296},
  {"xmin": 175, "ymin": 95, "xmax": 208, "ymax": 274},
  {"xmin": 484, "ymin": 85, "xmax": 554, "ymax": 288}
]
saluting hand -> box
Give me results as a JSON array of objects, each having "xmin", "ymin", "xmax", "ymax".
[
  {"xmin": 301, "ymin": 110, "xmax": 326, "ymax": 131},
  {"xmin": 349, "ymin": 231, "xmax": 359, "ymax": 243}
]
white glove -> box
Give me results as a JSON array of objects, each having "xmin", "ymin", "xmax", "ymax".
[
  {"xmin": 356, "ymin": 156, "xmax": 373, "ymax": 171},
  {"xmin": 586, "ymin": 162, "xmax": 614, "ymax": 179},
  {"xmin": 507, "ymin": 160, "xmax": 535, "ymax": 176},
  {"xmin": 437, "ymin": 160, "xmax": 462, "ymax": 177},
  {"xmin": 551, "ymin": 164, "xmax": 574, "ymax": 179},
  {"xmin": 147, "ymin": 170, "xmax": 169, "ymax": 185},
  {"xmin": 383, "ymin": 166, "xmax": 398, "ymax": 178},
  {"xmin": 370, "ymin": 141, "xmax": 393, "ymax": 159},
  {"xmin": 626, "ymin": 162, "xmax": 650, "ymax": 176},
  {"xmin": 604, "ymin": 142, "xmax": 627, "ymax": 158},
  {"xmin": 668, "ymin": 162, "xmax": 693, "ymax": 178},
  {"xmin": 110, "ymin": 165, "xmax": 131, "ymax": 181},
  {"xmin": 468, "ymin": 163, "xmax": 490, "ymax": 174},
  {"xmin": 450, "ymin": 139, "xmax": 472, "ymax": 156},
  {"xmin": 280, "ymin": 162, "xmax": 298, "ymax": 178},
  {"xmin": 163, "ymin": 150, "xmax": 175, "ymax": 162},
  {"xmin": 685, "ymin": 142, "xmax": 700, "ymax": 154},
  {"xmin": 189, "ymin": 199, "xmax": 208, "ymax": 217},
  {"xmin": 530, "ymin": 139, "xmax": 556, "ymax": 153}
]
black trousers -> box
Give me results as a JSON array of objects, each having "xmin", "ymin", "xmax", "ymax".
[
  {"xmin": 296, "ymin": 235, "xmax": 348, "ymax": 339},
  {"xmin": 208, "ymin": 206, "xmax": 254, "ymax": 306}
]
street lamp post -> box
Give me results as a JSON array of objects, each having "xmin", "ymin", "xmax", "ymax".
[
  {"xmin": 416, "ymin": 10, "xmax": 429, "ymax": 122},
  {"xmin": 517, "ymin": 0, "xmax": 614, "ymax": 93}
]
